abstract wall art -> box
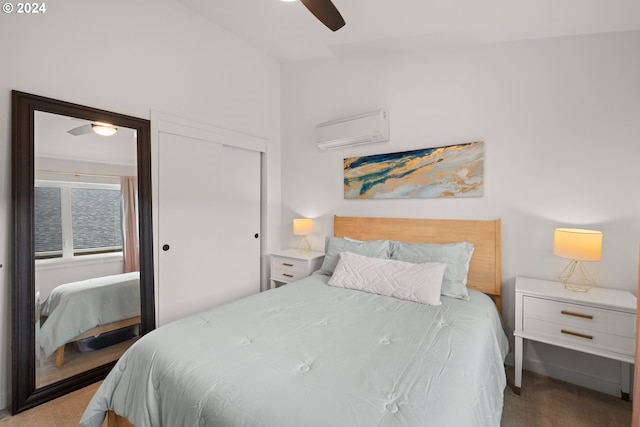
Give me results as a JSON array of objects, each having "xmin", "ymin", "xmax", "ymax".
[{"xmin": 344, "ymin": 141, "xmax": 484, "ymax": 199}]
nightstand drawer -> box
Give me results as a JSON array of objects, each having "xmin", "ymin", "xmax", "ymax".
[
  {"xmin": 270, "ymin": 268, "xmax": 309, "ymax": 283},
  {"xmin": 524, "ymin": 316, "xmax": 635, "ymax": 356},
  {"xmin": 270, "ymin": 257, "xmax": 308, "ymax": 274},
  {"xmin": 524, "ymin": 296, "xmax": 635, "ymax": 337}
]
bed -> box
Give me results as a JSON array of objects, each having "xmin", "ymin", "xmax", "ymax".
[
  {"xmin": 39, "ymin": 271, "xmax": 141, "ymax": 367},
  {"xmin": 81, "ymin": 216, "xmax": 508, "ymax": 427}
]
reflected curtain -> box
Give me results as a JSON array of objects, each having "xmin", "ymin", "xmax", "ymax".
[{"xmin": 121, "ymin": 176, "xmax": 139, "ymax": 273}]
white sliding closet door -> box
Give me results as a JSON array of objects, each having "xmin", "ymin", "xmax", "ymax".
[{"xmin": 158, "ymin": 132, "xmax": 261, "ymax": 325}]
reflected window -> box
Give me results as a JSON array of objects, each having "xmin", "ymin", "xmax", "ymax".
[
  {"xmin": 71, "ymin": 188, "xmax": 122, "ymax": 255},
  {"xmin": 35, "ymin": 182, "xmax": 122, "ymax": 259},
  {"xmin": 34, "ymin": 187, "xmax": 63, "ymax": 258}
]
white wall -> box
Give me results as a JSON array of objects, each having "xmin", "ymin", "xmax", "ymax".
[
  {"xmin": 0, "ymin": 0, "xmax": 281, "ymax": 410},
  {"xmin": 281, "ymin": 31, "xmax": 640, "ymax": 396}
]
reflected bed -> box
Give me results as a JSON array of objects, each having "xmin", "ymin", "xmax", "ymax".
[
  {"xmin": 81, "ymin": 216, "xmax": 507, "ymax": 427},
  {"xmin": 39, "ymin": 271, "xmax": 141, "ymax": 367}
]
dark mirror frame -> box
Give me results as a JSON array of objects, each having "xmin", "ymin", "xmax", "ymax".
[{"xmin": 11, "ymin": 90, "xmax": 155, "ymax": 414}]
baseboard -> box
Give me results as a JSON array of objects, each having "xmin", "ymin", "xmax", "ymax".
[
  {"xmin": 0, "ymin": 390, "xmax": 8, "ymax": 415},
  {"xmin": 523, "ymin": 358, "xmax": 625, "ymax": 398}
]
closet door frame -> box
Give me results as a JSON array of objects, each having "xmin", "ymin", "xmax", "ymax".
[{"xmin": 150, "ymin": 112, "xmax": 268, "ymax": 325}]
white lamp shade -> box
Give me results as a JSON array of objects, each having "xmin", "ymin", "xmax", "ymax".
[
  {"xmin": 293, "ymin": 218, "xmax": 313, "ymax": 236},
  {"xmin": 553, "ymin": 228, "xmax": 602, "ymax": 261}
]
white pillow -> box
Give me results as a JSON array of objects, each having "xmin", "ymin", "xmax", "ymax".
[{"xmin": 328, "ymin": 251, "xmax": 446, "ymax": 306}]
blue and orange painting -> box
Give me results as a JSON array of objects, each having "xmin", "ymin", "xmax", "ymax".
[{"xmin": 344, "ymin": 141, "xmax": 484, "ymax": 199}]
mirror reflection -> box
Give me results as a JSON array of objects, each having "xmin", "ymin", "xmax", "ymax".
[{"xmin": 34, "ymin": 111, "xmax": 141, "ymax": 387}]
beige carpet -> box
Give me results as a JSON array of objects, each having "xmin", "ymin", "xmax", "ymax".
[
  {"xmin": 0, "ymin": 381, "xmax": 105, "ymax": 427},
  {"xmin": 0, "ymin": 369, "xmax": 632, "ymax": 426},
  {"xmin": 502, "ymin": 368, "xmax": 631, "ymax": 427}
]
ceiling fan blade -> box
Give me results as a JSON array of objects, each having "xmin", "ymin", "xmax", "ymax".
[
  {"xmin": 300, "ymin": 0, "xmax": 345, "ymax": 32},
  {"xmin": 67, "ymin": 124, "xmax": 93, "ymax": 136}
]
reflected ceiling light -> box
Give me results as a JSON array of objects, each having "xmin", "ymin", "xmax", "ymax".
[{"xmin": 91, "ymin": 122, "xmax": 118, "ymax": 136}]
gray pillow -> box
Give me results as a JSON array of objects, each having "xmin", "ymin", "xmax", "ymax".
[
  {"xmin": 314, "ymin": 237, "xmax": 392, "ymax": 276},
  {"xmin": 392, "ymin": 241, "xmax": 474, "ymax": 300}
]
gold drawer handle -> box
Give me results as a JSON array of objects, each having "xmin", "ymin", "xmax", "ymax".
[
  {"xmin": 561, "ymin": 329, "xmax": 593, "ymax": 340},
  {"xmin": 282, "ymin": 273, "xmax": 294, "ymax": 278},
  {"xmin": 561, "ymin": 310, "xmax": 593, "ymax": 320},
  {"xmin": 282, "ymin": 263, "xmax": 294, "ymax": 267}
]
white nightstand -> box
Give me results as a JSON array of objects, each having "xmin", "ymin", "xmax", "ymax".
[
  {"xmin": 269, "ymin": 249, "xmax": 325, "ymax": 289},
  {"xmin": 514, "ymin": 276, "xmax": 636, "ymax": 400}
]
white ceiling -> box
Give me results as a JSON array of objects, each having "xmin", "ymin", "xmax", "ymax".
[
  {"xmin": 179, "ymin": 0, "xmax": 640, "ymax": 62},
  {"xmin": 35, "ymin": 111, "xmax": 137, "ymax": 166}
]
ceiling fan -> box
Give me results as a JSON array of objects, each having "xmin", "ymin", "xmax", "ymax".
[
  {"xmin": 299, "ymin": 0, "xmax": 345, "ymax": 31},
  {"xmin": 68, "ymin": 122, "xmax": 118, "ymax": 137}
]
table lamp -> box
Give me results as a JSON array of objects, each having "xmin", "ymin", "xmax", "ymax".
[
  {"xmin": 293, "ymin": 218, "xmax": 313, "ymax": 253},
  {"xmin": 553, "ymin": 228, "xmax": 602, "ymax": 292}
]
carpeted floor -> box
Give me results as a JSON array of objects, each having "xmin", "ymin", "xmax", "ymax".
[
  {"xmin": 0, "ymin": 381, "xmax": 104, "ymax": 427},
  {"xmin": 0, "ymin": 368, "xmax": 632, "ymax": 426},
  {"xmin": 502, "ymin": 368, "xmax": 631, "ymax": 427}
]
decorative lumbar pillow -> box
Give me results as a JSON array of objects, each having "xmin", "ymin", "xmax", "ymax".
[
  {"xmin": 328, "ymin": 251, "xmax": 446, "ymax": 306},
  {"xmin": 392, "ymin": 241, "xmax": 474, "ymax": 300},
  {"xmin": 314, "ymin": 236, "xmax": 392, "ymax": 276}
]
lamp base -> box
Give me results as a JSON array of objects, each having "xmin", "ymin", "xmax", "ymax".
[
  {"xmin": 297, "ymin": 236, "xmax": 311, "ymax": 253},
  {"xmin": 558, "ymin": 260, "xmax": 596, "ymax": 292}
]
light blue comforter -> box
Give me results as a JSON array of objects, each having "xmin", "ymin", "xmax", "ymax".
[
  {"xmin": 39, "ymin": 271, "xmax": 140, "ymax": 357},
  {"xmin": 81, "ymin": 274, "xmax": 508, "ymax": 427}
]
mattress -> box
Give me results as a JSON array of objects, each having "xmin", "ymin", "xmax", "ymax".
[
  {"xmin": 81, "ymin": 274, "xmax": 508, "ymax": 427},
  {"xmin": 39, "ymin": 271, "xmax": 141, "ymax": 358}
]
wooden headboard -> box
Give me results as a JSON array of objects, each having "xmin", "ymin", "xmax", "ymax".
[{"xmin": 333, "ymin": 215, "xmax": 503, "ymax": 311}]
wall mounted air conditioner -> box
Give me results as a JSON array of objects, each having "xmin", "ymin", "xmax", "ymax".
[{"xmin": 315, "ymin": 110, "xmax": 389, "ymax": 150}]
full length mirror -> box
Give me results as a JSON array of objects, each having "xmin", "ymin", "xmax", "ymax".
[
  {"xmin": 12, "ymin": 91, "xmax": 155, "ymax": 414},
  {"xmin": 34, "ymin": 111, "xmax": 140, "ymax": 388}
]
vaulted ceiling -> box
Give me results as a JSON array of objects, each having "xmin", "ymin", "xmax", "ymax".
[{"xmin": 178, "ymin": 0, "xmax": 640, "ymax": 62}]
